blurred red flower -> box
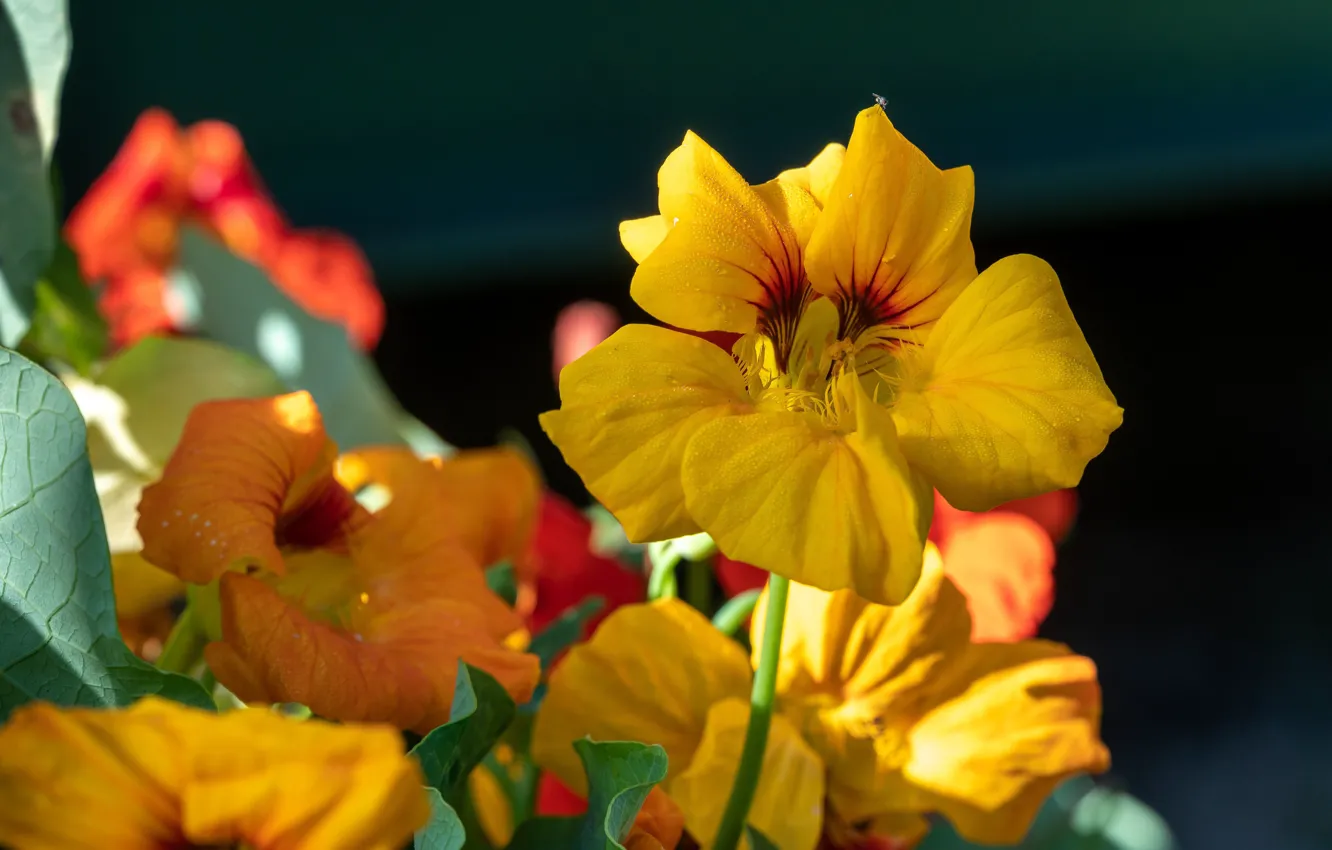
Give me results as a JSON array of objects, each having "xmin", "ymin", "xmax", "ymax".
[{"xmin": 66, "ymin": 108, "xmax": 384, "ymax": 350}]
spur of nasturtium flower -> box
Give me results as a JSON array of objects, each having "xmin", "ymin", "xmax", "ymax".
[{"xmin": 541, "ymin": 105, "xmax": 1121, "ymax": 605}]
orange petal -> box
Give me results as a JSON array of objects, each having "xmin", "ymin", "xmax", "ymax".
[
  {"xmin": 65, "ymin": 108, "xmax": 193, "ymax": 282},
  {"xmin": 210, "ymin": 535, "xmax": 538, "ymax": 734},
  {"xmin": 137, "ymin": 392, "xmax": 366, "ymax": 584},
  {"xmin": 627, "ymin": 788, "xmax": 685, "ymax": 850},
  {"xmin": 994, "ymin": 489, "xmax": 1079, "ymax": 544},
  {"xmin": 0, "ymin": 697, "xmax": 429, "ymax": 850},
  {"xmin": 938, "ymin": 513, "xmax": 1055, "ymax": 643},
  {"xmin": 268, "ymin": 230, "xmax": 386, "ymax": 351},
  {"xmin": 337, "ymin": 446, "xmax": 542, "ymax": 581}
]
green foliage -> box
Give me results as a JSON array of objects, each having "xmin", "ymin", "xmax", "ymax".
[
  {"xmin": 528, "ymin": 596, "xmax": 605, "ymax": 673},
  {"xmin": 521, "ymin": 596, "xmax": 605, "ymax": 713},
  {"xmin": 173, "ymin": 227, "xmax": 448, "ymax": 453},
  {"xmin": 0, "ymin": 350, "xmax": 213, "ymax": 720},
  {"xmin": 410, "ymin": 663, "xmax": 517, "ymax": 797},
  {"xmin": 577, "ymin": 739, "xmax": 669, "ymax": 850},
  {"xmin": 504, "ymin": 740, "xmax": 669, "ymax": 850},
  {"xmin": 0, "ymin": 0, "xmax": 69, "ymax": 346},
  {"xmin": 485, "ymin": 561, "xmax": 519, "ymax": 607},
  {"xmin": 505, "ymin": 816, "xmax": 581, "ymax": 849},
  {"xmin": 414, "ymin": 787, "xmax": 467, "ymax": 850},
  {"xmin": 17, "ymin": 240, "xmax": 107, "ymax": 374},
  {"xmin": 746, "ymin": 825, "xmax": 780, "ymax": 850}
]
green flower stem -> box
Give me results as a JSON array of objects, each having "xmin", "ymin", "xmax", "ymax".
[
  {"xmin": 686, "ymin": 556, "xmax": 713, "ymax": 615},
  {"xmin": 647, "ymin": 551, "xmax": 679, "ymax": 600},
  {"xmin": 155, "ymin": 604, "xmax": 205, "ymax": 675},
  {"xmin": 712, "ymin": 574, "xmax": 790, "ymax": 850},
  {"xmin": 712, "ymin": 589, "xmax": 762, "ymax": 637}
]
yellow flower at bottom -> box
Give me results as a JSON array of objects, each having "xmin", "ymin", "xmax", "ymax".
[
  {"xmin": 0, "ymin": 697, "xmax": 429, "ymax": 850},
  {"xmin": 532, "ymin": 546, "xmax": 1107, "ymax": 849}
]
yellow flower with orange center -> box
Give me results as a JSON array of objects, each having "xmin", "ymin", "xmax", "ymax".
[
  {"xmin": 0, "ymin": 697, "xmax": 429, "ymax": 850},
  {"xmin": 540, "ymin": 106, "xmax": 1122, "ymax": 604},
  {"xmin": 136, "ymin": 391, "xmax": 540, "ymax": 733},
  {"xmin": 531, "ymin": 545, "xmax": 1107, "ymax": 849}
]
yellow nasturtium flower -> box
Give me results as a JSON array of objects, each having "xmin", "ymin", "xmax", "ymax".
[
  {"xmin": 540, "ymin": 106, "xmax": 1121, "ymax": 605},
  {"xmin": 0, "ymin": 697, "xmax": 429, "ymax": 850},
  {"xmin": 531, "ymin": 545, "xmax": 1107, "ymax": 849}
]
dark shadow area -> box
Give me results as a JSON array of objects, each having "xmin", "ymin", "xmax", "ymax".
[{"xmin": 375, "ymin": 184, "xmax": 1332, "ymax": 849}]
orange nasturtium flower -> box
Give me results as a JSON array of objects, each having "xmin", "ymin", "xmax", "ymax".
[
  {"xmin": 0, "ymin": 697, "xmax": 428, "ymax": 850},
  {"xmin": 532, "ymin": 546, "xmax": 1107, "ymax": 849},
  {"xmin": 540, "ymin": 106, "xmax": 1122, "ymax": 605},
  {"xmin": 66, "ymin": 108, "xmax": 384, "ymax": 350},
  {"xmin": 135, "ymin": 391, "xmax": 540, "ymax": 733}
]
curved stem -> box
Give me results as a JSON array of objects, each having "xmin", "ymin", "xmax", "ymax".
[
  {"xmin": 712, "ymin": 574, "xmax": 790, "ymax": 850},
  {"xmin": 155, "ymin": 604, "xmax": 205, "ymax": 675},
  {"xmin": 711, "ymin": 589, "xmax": 762, "ymax": 637}
]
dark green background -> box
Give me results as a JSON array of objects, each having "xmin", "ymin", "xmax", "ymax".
[{"xmin": 57, "ymin": 1, "xmax": 1332, "ymax": 285}]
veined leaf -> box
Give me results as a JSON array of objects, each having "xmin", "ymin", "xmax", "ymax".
[
  {"xmin": 414, "ymin": 787, "xmax": 467, "ymax": 850},
  {"xmin": 0, "ymin": 350, "xmax": 212, "ymax": 720},
  {"xmin": 410, "ymin": 662, "xmax": 516, "ymax": 797}
]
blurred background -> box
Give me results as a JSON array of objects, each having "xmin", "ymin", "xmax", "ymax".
[{"xmin": 53, "ymin": 2, "xmax": 1332, "ymax": 847}]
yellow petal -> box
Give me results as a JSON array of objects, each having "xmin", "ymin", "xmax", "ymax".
[
  {"xmin": 539, "ymin": 325, "xmax": 750, "ymax": 542},
  {"xmin": 775, "ymin": 142, "xmax": 846, "ymax": 209},
  {"xmin": 0, "ymin": 697, "xmax": 429, "ymax": 850},
  {"xmin": 754, "ymin": 548, "xmax": 975, "ymax": 821},
  {"xmin": 755, "ymin": 545, "xmax": 968, "ymax": 710},
  {"xmin": 112, "ymin": 551, "xmax": 184, "ymax": 620},
  {"xmin": 669, "ymin": 698, "xmax": 825, "ymax": 850},
  {"xmin": 905, "ymin": 645, "xmax": 1109, "ymax": 844},
  {"xmin": 530, "ymin": 600, "xmax": 751, "ymax": 794},
  {"xmin": 469, "ymin": 765, "xmax": 516, "ymax": 847},
  {"xmin": 631, "ymin": 131, "xmax": 820, "ymax": 335},
  {"xmin": 681, "ymin": 374, "xmax": 929, "ymax": 605},
  {"xmin": 805, "ymin": 107, "xmax": 975, "ymax": 343},
  {"xmin": 620, "ymin": 214, "xmax": 671, "ymax": 263},
  {"xmin": 891, "ymin": 254, "xmax": 1123, "ymax": 510}
]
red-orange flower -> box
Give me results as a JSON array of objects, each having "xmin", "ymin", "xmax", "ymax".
[
  {"xmin": 66, "ymin": 108, "xmax": 384, "ymax": 350},
  {"xmin": 137, "ymin": 391, "xmax": 539, "ymax": 733},
  {"xmin": 717, "ymin": 489, "xmax": 1075, "ymax": 643}
]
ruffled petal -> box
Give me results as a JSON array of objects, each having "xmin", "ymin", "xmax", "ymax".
[
  {"xmin": 530, "ymin": 600, "xmax": 751, "ymax": 794},
  {"xmin": 337, "ymin": 445, "xmax": 542, "ymax": 579},
  {"xmin": 804, "ymin": 107, "xmax": 975, "ymax": 345},
  {"xmin": 540, "ymin": 325, "xmax": 751, "ymax": 542},
  {"xmin": 137, "ymin": 392, "xmax": 365, "ymax": 583},
  {"xmin": 208, "ymin": 530, "xmax": 537, "ymax": 735},
  {"xmin": 891, "ymin": 254, "xmax": 1123, "ymax": 510},
  {"xmin": 904, "ymin": 645, "xmax": 1109, "ymax": 844},
  {"xmin": 631, "ymin": 131, "xmax": 820, "ymax": 338},
  {"xmin": 0, "ymin": 697, "xmax": 429, "ymax": 850},
  {"xmin": 682, "ymin": 374, "xmax": 930, "ymax": 605},
  {"xmin": 669, "ymin": 698, "xmax": 825, "ymax": 850}
]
